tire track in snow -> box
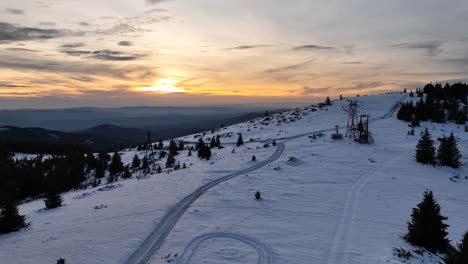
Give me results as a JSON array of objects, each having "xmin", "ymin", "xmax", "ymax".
[
  {"xmin": 175, "ymin": 232, "xmax": 274, "ymax": 264},
  {"xmin": 124, "ymin": 95, "xmax": 406, "ymax": 264},
  {"xmin": 121, "ymin": 143, "xmax": 284, "ymax": 264},
  {"xmin": 325, "ymin": 153, "xmax": 403, "ymax": 264}
]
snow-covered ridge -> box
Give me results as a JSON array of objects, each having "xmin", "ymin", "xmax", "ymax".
[{"xmin": 1, "ymin": 92, "xmax": 467, "ymax": 264}]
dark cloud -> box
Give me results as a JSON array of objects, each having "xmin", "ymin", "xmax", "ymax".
[
  {"xmin": 39, "ymin": 22, "xmax": 56, "ymax": 26},
  {"xmin": 60, "ymin": 49, "xmax": 146, "ymax": 61},
  {"xmin": 5, "ymin": 8, "xmax": 24, "ymax": 15},
  {"xmin": 444, "ymin": 56, "xmax": 468, "ymax": 66},
  {"xmin": 337, "ymin": 81, "xmax": 385, "ymax": 91},
  {"xmin": 264, "ymin": 59, "xmax": 314, "ymax": 73},
  {"xmin": 0, "ymin": 22, "xmax": 68, "ymax": 42},
  {"xmin": 226, "ymin": 45, "xmax": 273, "ymax": 50},
  {"xmin": 60, "ymin": 42, "xmax": 86, "ymax": 48},
  {"xmin": 0, "ymin": 82, "xmax": 31, "ymax": 88},
  {"xmin": 0, "ymin": 53, "xmax": 155, "ymax": 79},
  {"xmin": 118, "ymin": 40, "xmax": 133, "ymax": 46},
  {"xmin": 4, "ymin": 47, "xmax": 40, "ymax": 52},
  {"xmin": 293, "ymin": 45, "xmax": 336, "ymax": 51},
  {"xmin": 343, "ymin": 61, "xmax": 362, "ymax": 64},
  {"xmin": 391, "ymin": 41, "xmax": 442, "ymax": 56},
  {"xmin": 97, "ymin": 15, "xmax": 170, "ymax": 35},
  {"xmin": 78, "ymin": 21, "xmax": 91, "ymax": 27},
  {"xmin": 289, "ymin": 86, "xmax": 332, "ymax": 95}
]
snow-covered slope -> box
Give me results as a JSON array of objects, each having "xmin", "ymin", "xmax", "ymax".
[{"xmin": 1, "ymin": 93, "xmax": 467, "ymax": 264}]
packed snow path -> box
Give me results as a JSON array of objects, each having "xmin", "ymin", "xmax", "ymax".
[
  {"xmin": 121, "ymin": 143, "xmax": 285, "ymax": 264},
  {"xmin": 175, "ymin": 232, "xmax": 275, "ymax": 264}
]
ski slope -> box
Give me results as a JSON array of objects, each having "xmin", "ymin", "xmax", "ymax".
[{"xmin": 1, "ymin": 92, "xmax": 467, "ymax": 264}]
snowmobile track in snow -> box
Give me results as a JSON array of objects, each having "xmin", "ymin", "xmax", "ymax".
[
  {"xmin": 121, "ymin": 143, "xmax": 284, "ymax": 264},
  {"xmin": 175, "ymin": 232, "xmax": 275, "ymax": 264},
  {"xmin": 325, "ymin": 153, "xmax": 402, "ymax": 264},
  {"xmin": 123, "ymin": 95, "xmax": 406, "ymax": 264}
]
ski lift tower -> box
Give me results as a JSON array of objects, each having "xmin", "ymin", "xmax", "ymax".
[{"xmin": 345, "ymin": 100, "xmax": 359, "ymax": 139}]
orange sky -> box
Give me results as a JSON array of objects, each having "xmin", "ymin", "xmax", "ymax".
[{"xmin": 0, "ymin": 0, "xmax": 467, "ymax": 108}]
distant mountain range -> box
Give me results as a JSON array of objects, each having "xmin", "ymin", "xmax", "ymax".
[
  {"xmin": 0, "ymin": 106, "xmax": 284, "ymax": 153},
  {"xmin": 0, "ymin": 125, "xmax": 142, "ymax": 153}
]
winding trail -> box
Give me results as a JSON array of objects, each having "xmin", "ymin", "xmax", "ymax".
[
  {"xmin": 122, "ymin": 143, "xmax": 284, "ymax": 264},
  {"xmin": 175, "ymin": 232, "xmax": 274, "ymax": 264},
  {"xmin": 123, "ymin": 95, "xmax": 407, "ymax": 264}
]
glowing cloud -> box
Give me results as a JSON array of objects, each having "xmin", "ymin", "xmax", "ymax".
[{"xmin": 135, "ymin": 79, "xmax": 186, "ymax": 93}]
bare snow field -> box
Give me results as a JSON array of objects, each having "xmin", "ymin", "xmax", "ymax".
[{"xmin": 1, "ymin": 93, "xmax": 467, "ymax": 264}]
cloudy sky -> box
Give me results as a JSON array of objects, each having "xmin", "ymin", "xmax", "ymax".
[{"xmin": 0, "ymin": 0, "xmax": 467, "ymax": 109}]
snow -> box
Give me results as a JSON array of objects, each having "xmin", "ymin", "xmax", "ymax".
[{"xmin": 1, "ymin": 92, "xmax": 467, "ymax": 264}]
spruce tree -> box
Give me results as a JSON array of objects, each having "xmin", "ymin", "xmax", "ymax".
[
  {"xmin": 85, "ymin": 152, "xmax": 97, "ymax": 173},
  {"xmin": 197, "ymin": 144, "xmax": 212, "ymax": 160},
  {"xmin": 158, "ymin": 139, "xmax": 164, "ymax": 150},
  {"xmin": 405, "ymin": 190, "xmax": 450, "ymax": 253},
  {"xmin": 178, "ymin": 141, "xmax": 185, "ymax": 151},
  {"xmin": 44, "ymin": 189, "xmax": 63, "ymax": 209},
  {"xmin": 445, "ymin": 231, "xmax": 468, "ymax": 264},
  {"xmin": 210, "ymin": 137, "xmax": 216, "ymax": 148},
  {"xmin": 415, "ymin": 128, "xmax": 436, "ymax": 165},
  {"xmin": 166, "ymin": 152, "xmax": 176, "ymax": 168},
  {"xmin": 0, "ymin": 200, "xmax": 27, "ymax": 234},
  {"xmin": 109, "ymin": 151, "xmax": 124, "ymax": 175},
  {"xmin": 122, "ymin": 166, "xmax": 132, "ymax": 179},
  {"xmin": 142, "ymin": 155, "xmax": 149, "ymax": 171},
  {"xmin": 438, "ymin": 133, "xmax": 462, "ymax": 168},
  {"xmin": 131, "ymin": 154, "xmax": 141, "ymax": 168},
  {"xmin": 237, "ymin": 133, "xmax": 244, "ymax": 147},
  {"xmin": 215, "ymin": 135, "xmax": 221, "ymax": 147},
  {"xmin": 325, "ymin": 96, "xmax": 332, "ymax": 106},
  {"xmin": 169, "ymin": 140, "xmax": 178, "ymax": 155}
]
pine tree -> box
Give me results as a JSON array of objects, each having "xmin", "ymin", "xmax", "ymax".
[
  {"xmin": 237, "ymin": 133, "xmax": 244, "ymax": 147},
  {"xmin": 197, "ymin": 144, "xmax": 212, "ymax": 160},
  {"xmin": 0, "ymin": 200, "xmax": 27, "ymax": 234},
  {"xmin": 252, "ymin": 155, "xmax": 256, "ymax": 161},
  {"xmin": 255, "ymin": 191, "xmax": 262, "ymax": 200},
  {"xmin": 142, "ymin": 155, "xmax": 149, "ymax": 171},
  {"xmin": 44, "ymin": 189, "xmax": 63, "ymax": 209},
  {"xmin": 156, "ymin": 165, "xmax": 162, "ymax": 173},
  {"xmin": 405, "ymin": 190, "xmax": 450, "ymax": 253},
  {"xmin": 109, "ymin": 151, "xmax": 124, "ymax": 175},
  {"xmin": 169, "ymin": 140, "xmax": 178, "ymax": 155},
  {"xmin": 158, "ymin": 139, "xmax": 164, "ymax": 150},
  {"xmin": 445, "ymin": 231, "xmax": 468, "ymax": 264},
  {"xmin": 132, "ymin": 154, "xmax": 141, "ymax": 168},
  {"xmin": 210, "ymin": 137, "xmax": 216, "ymax": 148},
  {"xmin": 122, "ymin": 166, "xmax": 132, "ymax": 179},
  {"xmin": 325, "ymin": 96, "xmax": 332, "ymax": 106},
  {"xmin": 166, "ymin": 152, "xmax": 176, "ymax": 168},
  {"xmin": 178, "ymin": 141, "xmax": 185, "ymax": 151},
  {"xmin": 415, "ymin": 128, "xmax": 436, "ymax": 165},
  {"xmin": 438, "ymin": 133, "xmax": 462, "ymax": 168},
  {"xmin": 85, "ymin": 152, "xmax": 97, "ymax": 173},
  {"xmin": 188, "ymin": 149, "xmax": 192, "ymax": 156},
  {"xmin": 215, "ymin": 135, "xmax": 221, "ymax": 147}
]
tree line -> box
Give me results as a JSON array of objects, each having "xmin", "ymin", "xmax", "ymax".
[{"xmin": 398, "ymin": 82, "xmax": 468, "ymax": 125}]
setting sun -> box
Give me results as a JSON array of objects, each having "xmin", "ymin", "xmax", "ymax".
[{"xmin": 135, "ymin": 79, "xmax": 186, "ymax": 94}]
